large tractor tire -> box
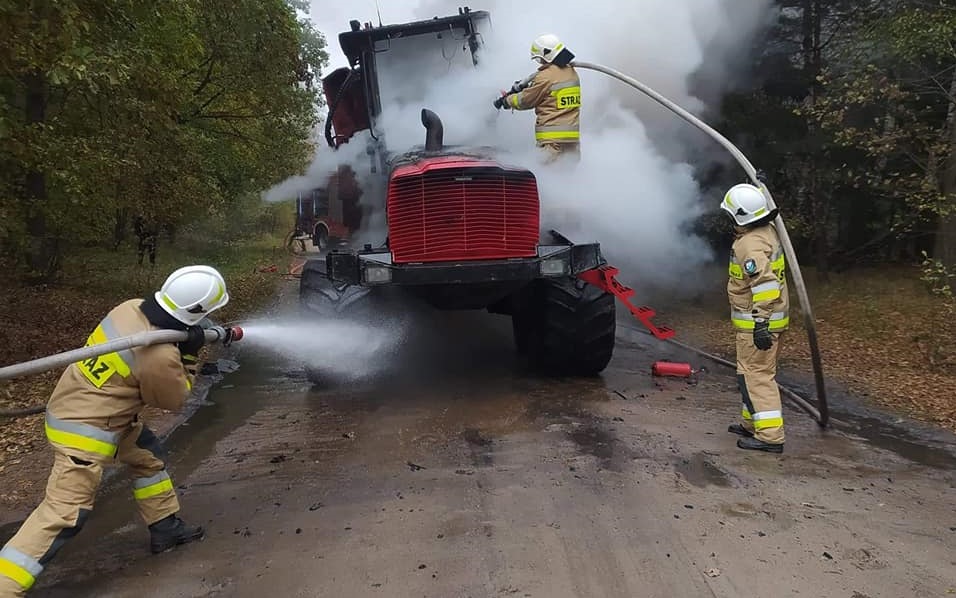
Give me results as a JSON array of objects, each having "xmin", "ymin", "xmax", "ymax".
[
  {"xmin": 313, "ymin": 225, "xmax": 329, "ymax": 251},
  {"xmin": 514, "ymin": 276, "xmax": 616, "ymax": 376},
  {"xmin": 299, "ymin": 259, "xmax": 371, "ymax": 317},
  {"xmin": 298, "ymin": 259, "xmax": 372, "ymax": 387}
]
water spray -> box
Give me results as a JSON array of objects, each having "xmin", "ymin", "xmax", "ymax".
[{"xmin": 0, "ymin": 325, "xmax": 244, "ymax": 382}]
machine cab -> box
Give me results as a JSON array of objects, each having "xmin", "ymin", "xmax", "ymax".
[{"xmin": 320, "ymin": 7, "xmax": 490, "ymax": 153}]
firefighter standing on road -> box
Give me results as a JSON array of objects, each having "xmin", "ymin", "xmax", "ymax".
[
  {"xmin": 0, "ymin": 265, "xmax": 230, "ymax": 597},
  {"xmin": 494, "ymin": 34, "xmax": 581, "ymax": 163},
  {"xmin": 721, "ymin": 181, "xmax": 789, "ymax": 454}
]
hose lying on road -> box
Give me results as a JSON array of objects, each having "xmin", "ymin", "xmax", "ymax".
[
  {"xmin": 0, "ymin": 326, "xmax": 242, "ymax": 418},
  {"xmin": 667, "ymin": 331, "xmax": 820, "ymax": 422},
  {"xmin": 0, "ymin": 405, "xmax": 45, "ymax": 417},
  {"xmin": 572, "ymin": 60, "xmax": 829, "ymax": 428}
]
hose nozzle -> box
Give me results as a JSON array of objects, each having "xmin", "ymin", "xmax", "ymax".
[
  {"xmin": 226, "ymin": 325, "xmax": 244, "ymax": 344},
  {"xmin": 204, "ymin": 325, "xmax": 244, "ymax": 347}
]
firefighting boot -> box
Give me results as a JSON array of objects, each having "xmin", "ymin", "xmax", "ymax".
[
  {"xmin": 149, "ymin": 515, "xmax": 205, "ymax": 554},
  {"xmin": 736, "ymin": 436, "xmax": 784, "ymax": 454},
  {"xmin": 727, "ymin": 424, "xmax": 754, "ymax": 437}
]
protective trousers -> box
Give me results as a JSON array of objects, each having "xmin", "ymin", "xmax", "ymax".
[
  {"xmin": 0, "ymin": 423, "xmax": 179, "ymax": 597},
  {"xmin": 539, "ymin": 141, "xmax": 580, "ymax": 165},
  {"xmin": 736, "ymin": 331, "xmax": 785, "ymax": 444}
]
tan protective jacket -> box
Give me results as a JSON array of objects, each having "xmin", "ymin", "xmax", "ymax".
[
  {"xmin": 727, "ymin": 224, "xmax": 790, "ymax": 332},
  {"xmin": 45, "ymin": 299, "xmax": 193, "ymax": 460},
  {"xmin": 507, "ymin": 63, "xmax": 581, "ymax": 144}
]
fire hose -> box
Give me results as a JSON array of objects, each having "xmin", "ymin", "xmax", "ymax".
[
  {"xmin": 501, "ymin": 62, "xmax": 829, "ymax": 427},
  {"xmin": 570, "ymin": 61, "xmax": 828, "ymax": 427},
  {"xmin": 0, "ymin": 326, "xmax": 244, "ymax": 417}
]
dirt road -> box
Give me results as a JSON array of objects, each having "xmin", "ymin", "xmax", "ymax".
[{"xmin": 9, "ymin": 301, "xmax": 956, "ymax": 598}]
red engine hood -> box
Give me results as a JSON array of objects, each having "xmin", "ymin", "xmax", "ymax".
[{"xmin": 390, "ymin": 155, "xmax": 529, "ymax": 179}]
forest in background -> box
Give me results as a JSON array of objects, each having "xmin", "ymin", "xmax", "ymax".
[
  {"xmin": 3, "ymin": 1, "xmax": 956, "ymax": 290},
  {"xmin": 708, "ymin": 0, "xmax": 956, "ymax": 297},
  {"xmin": 0, "ymin": 0, "xmax": 327, "ymax": 280}
]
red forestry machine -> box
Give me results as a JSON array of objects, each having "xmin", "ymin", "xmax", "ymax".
[{"xmin": 300, "ymin": 7, "xmax": 673, "ymax": 385}]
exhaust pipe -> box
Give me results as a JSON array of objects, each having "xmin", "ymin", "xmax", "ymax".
[{"xmin": 421, "ymin": 108, "xmax": 443, "ymax": 151}]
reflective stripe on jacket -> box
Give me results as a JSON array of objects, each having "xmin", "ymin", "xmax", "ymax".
[
  {"xmin": 46, "ymin": 299, "xmax": 193, "ymax": 458},
  {"xmin": 507, "ymin": 63, "xmax": 581, "ymax": 144},
  {"xmin": 727, "ymin": 224, "xmax": 789, "ymax": 332}
]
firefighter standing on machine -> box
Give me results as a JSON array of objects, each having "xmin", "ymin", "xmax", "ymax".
[
  {"xmin": 494, "ymin": 34, "xmax": 581, "ymax": 163},
  {"xmin": 0, "ymin": 265, "xmax": 230, "ymax": 597},
  {"xmin": 721, "ymin": 180, "xmax": 789, "ymax": 454}
]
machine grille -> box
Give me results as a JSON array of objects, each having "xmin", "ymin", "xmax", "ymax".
[{"xmin": 387, "ymin": 166, "xmax": 540, "ymax": 263}]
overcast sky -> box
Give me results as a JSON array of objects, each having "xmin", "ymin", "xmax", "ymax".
[{"xmin": 309, "ymin": 1, "xmax": 405, "ymax": 72}]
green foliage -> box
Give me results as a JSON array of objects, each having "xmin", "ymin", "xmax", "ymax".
[
  {"xmin": 806, "ymin": 4, "xmax": 956, "ymax": 215},
  {"xmin": 714, "ymin": 0, "xmax": 956, "ymax": 271},
  {"xmin": 0, "ymin": 0, "xmax": 327, "ymax": 280}
]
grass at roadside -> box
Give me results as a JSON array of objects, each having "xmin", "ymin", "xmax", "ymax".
[
  {"xmin": 651, "ymin": 264, "xmax": 956, "ymax": 431},
  {"xmin": 0, "ymin": 233, "xmax": 291, "ymax": 468}
]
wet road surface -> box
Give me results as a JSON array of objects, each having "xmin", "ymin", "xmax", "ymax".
[{"xmin": 17, "ymin": 303, "xmax": 956, "ymax": 598}]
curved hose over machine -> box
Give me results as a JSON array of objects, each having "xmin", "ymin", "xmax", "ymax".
[{"xmin": 571, "ymin": 60, "xmax": 828, "ymax": 428}]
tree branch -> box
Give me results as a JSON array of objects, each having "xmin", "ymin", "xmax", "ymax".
[{"xmin": 192, "ymin": 54, "xmax": 217, "ymax": 96}]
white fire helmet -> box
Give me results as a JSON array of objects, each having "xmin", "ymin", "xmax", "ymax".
[
  {"xmin": 721, "ymin": 184, "xmax": 771, "ymax": 226},
  {"xmin": 531, "ymin": 33, "xmax": 564, "ymax": 63},
  {"xmin": 156, "ymin": 265, "xmax": 230, "ymax": 326}
]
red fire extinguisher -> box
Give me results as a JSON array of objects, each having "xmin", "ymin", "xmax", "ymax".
[{"xmin": 651, "ymin": 361, "xmax": 697, "ymax": 378}]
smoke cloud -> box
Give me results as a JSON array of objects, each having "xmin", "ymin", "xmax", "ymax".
[{"xmin": 276, "ymin": 0, "xmax": 772, "ymax": 292}]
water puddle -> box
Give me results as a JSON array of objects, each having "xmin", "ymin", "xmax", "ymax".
[
  {"xmin": 772, "ymin": 371, "xmax": 956, "ymax": 470},
  {"xmin": 675, "ymin": 452, "xmax": 734, "ymax": 488},
  {"xmin": 831, "ymin": 411, "xmax": 956, "ymax": 470}
]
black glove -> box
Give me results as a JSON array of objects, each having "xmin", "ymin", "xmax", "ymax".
[
  {"xmin": 755, "ymin": 169, "xmax": 769, "ymax": 185},
  {"xmin": 178, "ymin": 325, "xmax": 205, "ymax": 362},
  {"xmin": 753, "ymin": 319, "xmax": 773, "ymax": 351},
  {"xmin": 493, "ymin": 95, "xmax": 507, "ymax": 110}
]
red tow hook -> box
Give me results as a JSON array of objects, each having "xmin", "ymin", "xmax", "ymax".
[{"xmin": 578, "ymin": 265, "xmax": 675, "ymax": 340}]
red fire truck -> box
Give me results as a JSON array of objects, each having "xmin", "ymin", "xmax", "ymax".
[{"xmin": 287, "ymin": 164, "xmax": 364, "ymax": 254}]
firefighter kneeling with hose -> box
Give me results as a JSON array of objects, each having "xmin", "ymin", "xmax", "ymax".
[{"xmin": 0, "ymin": 265, "xmax": 230, "ymax": 597}]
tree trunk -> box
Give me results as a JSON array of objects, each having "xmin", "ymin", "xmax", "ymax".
[
  {"xmin": 23, "ymin": 70, "xmax": 58, "ymax": 281},
  {"xmin": 112, "ymin": 207, "xmax": 129, "ymax": 251},
  {"xmin": 933, "ymin": 65, "xmax": 956, "ymax": 270},
  {"xmin": 801, "ymin": 0, "xmax": 830, "ymax": 280}
]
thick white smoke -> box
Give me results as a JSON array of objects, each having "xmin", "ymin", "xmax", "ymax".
[{"xmin": 278, "ymin": 0, "xmax": 772, "ymax": 291}]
